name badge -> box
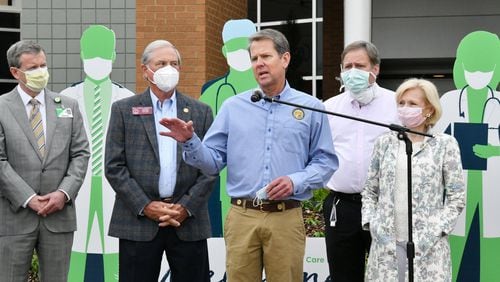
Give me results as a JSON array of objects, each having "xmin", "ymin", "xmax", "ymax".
[
  {"xmin": 132, "ymin": 106, "xmax": 153, "ymax": 115},
  {"xmin": 56, "ymin": 107, "xmax": 73, "ymax": 118}
]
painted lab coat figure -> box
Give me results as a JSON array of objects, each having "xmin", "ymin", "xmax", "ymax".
[
  {"xmin": 61, "ymin": 25, "xmax": 134, "ymax": 282},
  {"xmin": 434, "ymin": 30, "xmax": 500, "ymax": 281}
]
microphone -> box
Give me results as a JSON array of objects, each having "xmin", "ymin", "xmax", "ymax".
[
  {"xmin": 251, "ymin": 90, "xmax": 275, "ymax": 103},
  {"xmin": 250, "ymin": 90, "xmax": 263, "ymax": 102}
]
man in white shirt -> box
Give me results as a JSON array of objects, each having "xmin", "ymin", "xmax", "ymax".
[{"xmin": 323, "ymin": 40, "xmax": 399, "ymax": 282}]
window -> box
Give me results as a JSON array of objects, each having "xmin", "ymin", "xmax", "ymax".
[
  {"xmin": 249, "ymin": 0, "xmax": 323, "ymax": 99},
  {"xmin": 0, "ymin": 1, "xmax": 20, "ymax": 94}
]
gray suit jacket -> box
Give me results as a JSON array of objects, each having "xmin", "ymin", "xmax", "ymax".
[
  {"xmin": 105, "ymin": 89, "xmax": 215, "ymax": 242},
  {"xmin": 0, "ymin": 88, "xmax": 90, "ymax": 235}
]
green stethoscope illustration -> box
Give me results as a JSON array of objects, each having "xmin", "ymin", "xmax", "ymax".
[
  {"xmin": 214, "ymin": 74, "xmax": 237, "ymax": 114},
  {"xmin": 459, "ymin": 85, "xmax": 499, "ymax": 132}
]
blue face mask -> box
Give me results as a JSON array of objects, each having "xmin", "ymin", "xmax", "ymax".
[{"xmin": 341, "ymin": 68, "xmax": 371, "ymax": 94}]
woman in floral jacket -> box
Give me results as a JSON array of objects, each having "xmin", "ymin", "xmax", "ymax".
[{"xmin": 362, "ymin": 78, "xmax": 466, "ymax": 282}]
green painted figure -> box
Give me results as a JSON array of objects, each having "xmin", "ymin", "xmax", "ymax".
[
  {"xmin": 200, "ymin": 19, "xmax": 258, "ymax": 236},
  {"xmin": 61, "ymin": 25, "xmax": 134, "ymax": 282},
  {"xmin": 435, "ymin": 31, "xmax": 500, "ymax": 282}
]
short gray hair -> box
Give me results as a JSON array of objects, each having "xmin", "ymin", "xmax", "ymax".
[
  {"xmin": 249, "ymin": 28, "xmax": 290, "ymax": 56},
  {"xmin": 141, "ymin": 40, "xmax": 181, "ymax": 65},
  {"xmin": 7, "ymin": 40, "xmax": 45, "ymax": 68},
  {"xmin": 341, "ymin": 40, "xmax": 381, "ymax": 66}
]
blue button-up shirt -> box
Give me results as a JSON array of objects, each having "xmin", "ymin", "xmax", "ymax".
[
  {"xmin": 183, "ymin": 82, "xmax": 338, "ymax": 201},
  {"xmin": 150, "ymin": 90, "xmax": 177, "ymax": 198}
]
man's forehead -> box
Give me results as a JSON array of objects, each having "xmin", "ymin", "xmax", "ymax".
[
  {"xmin": 151, "ymin": 47, "xmax": 177, "ymax": 59},
  {"xmin": 343, "ymin": 50, "xmax": 369, "ymax": 62},
  {"xmin": 19, "ymin": 51, "xmax": 46, "ymax": 64},
  {"xmin": 20, "ymin": 50, "xmax": 45, "ymax": 57}
]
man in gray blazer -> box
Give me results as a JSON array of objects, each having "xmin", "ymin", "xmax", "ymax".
[
  {"xmin": 0, "ymin": 40, "xmax": 90, "ymax": 282},
  {"xmin": 105, "ymin": 40, "xmax": 215, "ymax": 282}
]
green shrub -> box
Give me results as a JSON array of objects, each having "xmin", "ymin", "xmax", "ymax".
[
  {"xmin": 28, "ymin": 251, "xmax": 39, "ymax": 282},
  {"xmin": 302, "ymin": 188, "xmax": 329, "ymax": 237}
]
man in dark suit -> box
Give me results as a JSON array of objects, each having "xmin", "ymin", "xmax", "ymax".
[
  {"xmin": 105, "ymin": 40, "xmax": 215, "ymax": 282},
  {"xmin": 0, "ymin": 40, "xmax": 90, "ymax": 281}
]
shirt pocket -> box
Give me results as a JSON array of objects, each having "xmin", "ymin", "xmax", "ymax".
[{"xmin": 281, "ymin": 119, "xmax": 310, "ymax": 155}]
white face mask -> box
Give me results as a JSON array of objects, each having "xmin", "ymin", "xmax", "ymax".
[
  {"xmin": 252, "ymin": 184, "xmax": 269, "ymax": 207},
  {"xmin": 226, "ymin": 49, "xmax": 252, "ymax": 71},
  {"xmin": 464, "ymin": 67, "xmax": 495, "ymax": 90},
  {"xmin": 83, "ymin": 57, "xmax": 113, "ymax": 81},
  {"xmin": 149, "ymin": 65, "xmax": 179, "ymax": 92}
]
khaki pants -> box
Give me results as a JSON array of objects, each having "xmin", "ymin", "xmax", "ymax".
[{"xmin": 224, "ymin": 204, "xmax": 306, "ymax": 282}]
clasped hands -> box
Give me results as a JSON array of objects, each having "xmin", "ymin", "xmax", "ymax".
[
  {"xmin": 144, "ymin": 201, "xmax": 188, "ymax": 227},
  {"xmin": 28, "ymin": 191, "xmax": 67, "ymax": 217}
]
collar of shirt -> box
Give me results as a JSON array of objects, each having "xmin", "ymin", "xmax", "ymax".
[
  {"xmin": 149, "ymin": 89, "xmax": 177, "ymax": 112},
  {"xmin": 84, "ymin": 77, "xmax": 111, "ymax": 88},
  {"xmin": 263, "ymin": 81, "xmax": 290, "ymax": 101},
  {"xmin": 18, "ymin": 84, "xmax": 46, "ymax": 107},
  {"xmin": 253, "ymin": 81, "xmax": 290, "ymax": 108}
]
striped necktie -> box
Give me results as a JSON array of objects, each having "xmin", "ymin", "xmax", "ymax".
[
  {"xmin": 29, "ymin": 99, "xmax": 45, "ymax": 157},
  {"xmin": 91, "ymin": 85, "xmax": 104, "ymax": 175}
]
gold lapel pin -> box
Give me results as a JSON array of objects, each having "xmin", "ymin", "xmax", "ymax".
[{"xmin": 292, "ymin": 108, "xmax": 305, "ymax": 120}]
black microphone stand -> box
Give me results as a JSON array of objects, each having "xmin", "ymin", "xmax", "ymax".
[{"xmin": 254, "ymin": 93, "xmax": 431, "ymax": 282}]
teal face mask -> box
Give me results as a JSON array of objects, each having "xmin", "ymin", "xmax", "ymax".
[{"xmin": 340, "ymin": 68, "xmax": 371, "ymax": 94}]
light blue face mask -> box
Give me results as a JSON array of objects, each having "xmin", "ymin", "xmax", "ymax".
[
  {"xmin": 340, "ymin": 68, "xmax": 371, "ymax": 94},
  {"xmin": 253, "ymin": 185, "xmax": 269, "ymax": 207}
]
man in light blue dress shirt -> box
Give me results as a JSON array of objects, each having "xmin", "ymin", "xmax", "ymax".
[{"xmin": 160, "ymin": 29, "xmax": 338, "ymax": 282}]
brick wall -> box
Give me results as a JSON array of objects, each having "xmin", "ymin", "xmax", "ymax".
[{"xmin": 136, "ymin": 0, "xmax": 247, "ymax": 99}]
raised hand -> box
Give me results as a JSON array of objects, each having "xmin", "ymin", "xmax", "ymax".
[{"xmin": 159, "ymin": 117, "xmax": 194, "ymax": 143}]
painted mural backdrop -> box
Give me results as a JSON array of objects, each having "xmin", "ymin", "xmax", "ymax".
[
  {"xmin": 434, "ymin": 30, "xmax": 500, "ymax": 282},
  {"xmin": 61, "ymin": 25, "xmax": 134, "ymax": 282}
]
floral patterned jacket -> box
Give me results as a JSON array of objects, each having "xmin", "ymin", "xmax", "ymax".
[{"xmin": 362, "ymin": 131, "xmax": 466, "ymax": 282}]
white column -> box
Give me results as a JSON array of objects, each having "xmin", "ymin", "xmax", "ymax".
[{"xmin": 344, "ymin": 0, "xmax": 371, "ymax": 46}]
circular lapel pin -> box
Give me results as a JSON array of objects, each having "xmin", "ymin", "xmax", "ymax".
[
  {"xmin": 183, "ymin": 107, "xmax": 189, "ymax": 113},
  {"xmin": 292, "ymin": 108, "xmax": 304, "ymax": 120}
]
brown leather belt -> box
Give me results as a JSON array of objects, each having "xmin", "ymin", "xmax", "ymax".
[
  {"xmin": 161, "ymin": 197, "xmax": 174, "ymax": 203},
  {"xmin": 231, "ymin": 198, "xmax": 301, "ymax": 212}
]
